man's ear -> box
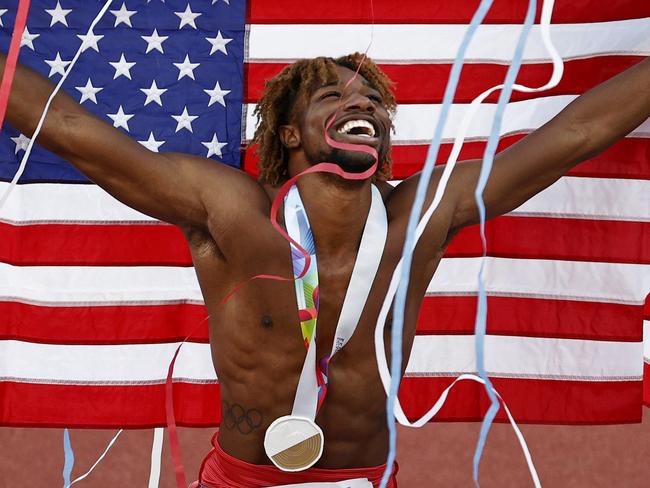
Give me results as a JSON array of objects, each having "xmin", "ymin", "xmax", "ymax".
[{"xmin": 279, "ymin": 125, "xmax": 301, "ymax": 149}]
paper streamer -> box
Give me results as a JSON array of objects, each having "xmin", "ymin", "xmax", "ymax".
[
  {"xmin": 67, "ymin": 430, "xmax": 123, "ymax": 487},
  {"xmin": 148, "ymin": 428, "xmax": 164, "ymax": 488},
  {"xmin": 0, "ymin": 0, "xmax": 115, "ymax": 211},
  {"xmin": 376, "ymin": 0, "xmax": 563, "ymax": 486},
  {"xmin": 163, "ymin": 53, "xmax": 381, "ymax": 488},
  {"xmin": 62, "ymin": 429, "xmax": 74, "ymax": 488},
  {"xmin": 471, "ymin": 1, "xmax": 537, "ymax": 483},
  {"xmin": 380, "ymin": 1, "xmax": 495, "ymax": 486},
  {"xmin": 0, "ymin": 0, "xmax": 31, "ymax": 128}
]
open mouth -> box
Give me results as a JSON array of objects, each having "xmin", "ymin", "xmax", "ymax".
[{"xmin": 335, "ymin": 119, "xmax": 377, "ymax": 138}]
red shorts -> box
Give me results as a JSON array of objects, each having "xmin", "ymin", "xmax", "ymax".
[{"xmin": 192, "ymin": 433, "xmax": 398, "ymax": 488}]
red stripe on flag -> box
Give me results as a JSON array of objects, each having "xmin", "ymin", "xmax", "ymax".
[
  {"xmin": 445, "ymin": 217, "xmax": 650, "ymax": 264},
  {"xmin": 0, "ymin": 381, "xmax": 220, "ymax": 428},
  {"xmin": 3, "ymin": 297, "xmax": 639, "ymax": 345},
  {"xmin": 245, "ymin": 57, "xmax": 645, "ymax": 104},
  {"xmin": 247, "ymin": 0, "xmax": 650, "ymax": 24},
  {"xmin": 0, "ymin": 302, "xmax": 209, "ymax": 344},
  {"xmin": 3, "ymin": 215, "xmax": 647, "ymax": 266},
  {"xmin": 641, "ymin": 294, "xmax": 650, "ymax": 407},
  {"xmin": 417, "ymin": 296, "xmax": 642, "ymax": 341},
  {"xmin": 0, "ymin": 222, "xmax": 192, "ymax": 266},
  {"xmin": 243, "ymin": 137, "xmax": 650, "ymax": 181},
  {"xmin": 399, "ymin": 377, "xmax": 643, "ymax": 424},
  {"xmin": 0, "ymin": 377, "xmax": 639, "ymax": 427}
]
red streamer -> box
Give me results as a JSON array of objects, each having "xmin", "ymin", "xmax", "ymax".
[
  {"xmin": 0, "ymin": 0, "xmax": 31, "ymax": 129},
  {"xmin": 166, "ymin": 64, "xmax": 381, "ymax": 488}
]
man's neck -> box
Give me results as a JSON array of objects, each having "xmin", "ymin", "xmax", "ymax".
[{"xmin": 292, "ymin": 172, "xmax": 373, "ymax": 261}]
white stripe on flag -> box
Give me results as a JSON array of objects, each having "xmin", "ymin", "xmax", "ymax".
[
  {"xmin": 0, "ymin": 181, "xmax": 156, "ymax": 223},
  {"xmin": 0, "ymin": 341, "xmax": 217, "ymax": 383},
  {"xmin": 2, "ymin": 259, "xmax": 648, "ymax": 305},
  {"xmin": 247, "ymin": 18, "xmax": 650, "ymax": 62},
  {"xmin": 0, "ymin": 336, "xmax": 640, "ymax": 384},
  {"xmin": 511, "ymin": 177, "xmax": 650, "ymax": 222},
  {"xmin": 405, "ymin": 335, "xmax": 643, "ymax": 380},
  {"xmin": 426, "ymin": 258, "xmax": 650, "ymax": 305},
  {"xmin": 0, "ymin": 263, "xmax": 203, "ymax": 304},
  {"xmin": 2, "ymin": 177, "xmax": 648, "ymax": 224},
  {"xmin": 244, "ymin": 97, "xmax": 650, "ymax": 142}
]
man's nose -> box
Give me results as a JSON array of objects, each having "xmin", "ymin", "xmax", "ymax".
[{"xmin": 342, "ymin": 93, "xmax": 375, "ymax": 113}]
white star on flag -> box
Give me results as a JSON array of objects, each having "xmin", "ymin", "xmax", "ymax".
[
  {"xmin": 206, "ymin": 31, "xmax": 232, "ymax": 56},
  {"xmin": 77, "ymin": 32, "xmax": 104, "ymax": 52},
  {"xmin": 202, "ymin": 134, "xmax": 227, "ymax": 157},
  {"xmin": 175, "ymin": 4, "xmax": 201, "ymax": 29},
  {"xmin": 109, "ymin": 54, "xmax": 136, "ymax": 80},
  {"xmin": 44, "ymin": 52, "xmax": 71, "ymax": 78},
  {"xmin": 140, "ymin": 80, "xmax": 167, "ymax": 106},
  {"xmin": 10, "ymin": 134, "xmax": 30, "ymax": 154},
  {"xmin": 171, "ymin": 107, "xmax": 198, "ymax": 133},
  {"xmin": 204, "ymin": 81, "xmax": 230, "ymax": 107},
  {"xmin": 173, "ymin": 55, "xmax": 200, "ymax": 80},
  {"xmin": 75, "ymin": 79, "xmax": 103, "ymax": 104},
  {"xmin": 212, "ymin": 0, "xmax": 230, "ymax": 4},
  {"xmin": 110, "ymin": 3, "xmax": 137, "ymax": 28},
  {"xmin": 20, "ymin": 27, "xmax": 40, "ymax": 51},
  {"xmin": 0, "ymin": 9, "xmax": 7, "ymax": 27},
  {"xmin": 138, "ymin": 132, "xmax": 165, "ymax": 152},
  {"xmin": 45, "ymin": 1, "xmax": 72, "ymax": 27},
  {"xmin": 107, "ymin": 106, "xmax": 134, "ymax": 131},
  {"xmin": 142, "ymin": 29, "xmax": 168, "ymax": 54}
]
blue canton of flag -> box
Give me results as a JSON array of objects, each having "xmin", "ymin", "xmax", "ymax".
[{"xmin": 0, "ymin": 0, "xmax": 246, "ymax": 182}]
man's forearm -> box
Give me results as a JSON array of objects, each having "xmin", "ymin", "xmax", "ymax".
[
  {"xmin": 558, "ymin": 56, "xmax": 650, "ymax": 162},
  {"xmin": 0, "ymin": 53, "xmax": 89, "ymax": 159}
]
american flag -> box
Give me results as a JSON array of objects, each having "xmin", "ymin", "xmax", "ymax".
[{"xmin": 0, "ymin": 0, "xmax": 648, "ymax": 430}]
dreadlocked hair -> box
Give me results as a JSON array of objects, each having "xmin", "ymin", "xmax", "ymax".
[{"xmin": 253, "ymin": 53, "xmax": 397, "ymax": 186}]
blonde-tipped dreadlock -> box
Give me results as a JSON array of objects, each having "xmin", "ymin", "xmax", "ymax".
[{"xmin": 253, "ymin": 53, "xmax": 396, "ymax": 186}]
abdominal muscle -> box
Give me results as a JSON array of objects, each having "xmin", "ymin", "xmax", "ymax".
[{"xmin": 208, "ymin": 304, "xmax": 393, "ymax": 469}]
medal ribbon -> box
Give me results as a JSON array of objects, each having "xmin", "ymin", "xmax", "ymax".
[{"xmin": 285, "ymin": 183, "xmax": 387, "ymax": 421}]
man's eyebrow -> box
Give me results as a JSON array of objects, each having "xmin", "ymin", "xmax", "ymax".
[{"xmin": 317, "ymin": 81, "xmax": 339, "ymax": 90}]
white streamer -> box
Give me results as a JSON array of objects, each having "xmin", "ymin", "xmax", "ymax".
[
  {"xmin": 0, "ymin": 0, "xmax": 115, "ymax": 211},
  {"xmin": 66, "ymin": 429, "xmax": 123, "ymax": 487},
  {"xmin": 148, "ymin": 428, "xmax": 164, "ymax": 488},
  {"xmin": 374, "ymin": 0, "xmax": 564, "ymax": 486}
]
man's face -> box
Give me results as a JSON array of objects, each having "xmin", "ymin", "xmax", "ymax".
[{"xmin": 291, "ymin": 65, "xmax": 392, "ymax": 174}]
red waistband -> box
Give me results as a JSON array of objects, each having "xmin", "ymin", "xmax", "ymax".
[{"xmin": 198, "ymin": 434, "xmax": 398, "ymax": 488}]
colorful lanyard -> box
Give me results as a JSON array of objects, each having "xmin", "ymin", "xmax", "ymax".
[{"xmin": 264, "ymin": 183, "xmax": 387, "ymax": 472}]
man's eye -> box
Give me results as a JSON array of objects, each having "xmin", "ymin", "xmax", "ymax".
[
  {"xmin": 369, "ymin": 95, "xmax": 384, "ymax": 104},
  {"xmin": 321, "ymin": 91, "xmax": 341, "ymax": 100}
]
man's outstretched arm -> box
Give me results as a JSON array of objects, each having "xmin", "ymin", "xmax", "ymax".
[
  {"xmin": 0, "ymin": 55, "xmax": 259, "ymax": 232},
  {"xmin": 445, "ymin": 56, "xmax": 650, "ymax": 230}
]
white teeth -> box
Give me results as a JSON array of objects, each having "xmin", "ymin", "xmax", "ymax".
[{"xmin": 336, "ymin": 119, "xmax": 376, "ymax": 137}]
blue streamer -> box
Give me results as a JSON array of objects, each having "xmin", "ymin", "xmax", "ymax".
[
  {"xmin": 62, "ymin": 428, "xmax": 75, "ymax": 488},
  {"xmin": 380, "ymin": 2, "xmax": 495, "ymax": 487},
  {"xmin": 471, "ymin": 2, "xmax": 536, "ymax": 483},
  {"xmin": 382, "ymin": 1, "xmax": 538, "ymax": 487}
]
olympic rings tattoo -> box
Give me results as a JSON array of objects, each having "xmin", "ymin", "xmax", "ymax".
[{"xmin": 222, "ymin": 401, "xmax": 263, "ymax": 435}]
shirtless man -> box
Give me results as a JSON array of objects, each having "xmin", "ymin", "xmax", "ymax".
[{"xmin": 2, "ymin": 52, "xmax": 649, "ymax": 487}]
